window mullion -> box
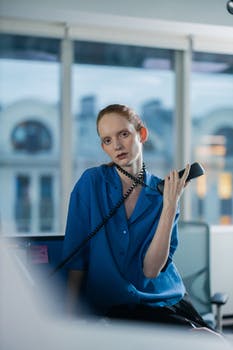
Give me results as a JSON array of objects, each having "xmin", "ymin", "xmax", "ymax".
[
  {"xmin": 60, "ymin": 28, "xmax": 73, "ymax": 234},
  {"xmin": 175, "ymin": 37, "xmax": 192, "ymax": 220}
]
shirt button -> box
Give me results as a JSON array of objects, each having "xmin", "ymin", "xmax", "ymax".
[
  {"xmin": 127, "ymin": 286, "xmax": 136, "ymax": 295},
  {"xmin": 123, "ymin": 230, "xmax": 127, "ymax": 234}
]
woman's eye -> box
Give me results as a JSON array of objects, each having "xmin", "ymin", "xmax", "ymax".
[
  {"xmin": 120, "ymin": 131, "xmax": 129, "ymax": 138},
  {"xmin": 103, "ymin": 138, "xmax": 111, "ymax": 145}
]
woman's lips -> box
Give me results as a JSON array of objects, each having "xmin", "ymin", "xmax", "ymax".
[{"xmin": 117, "ymin": 152, "xmax": 128, "ymax": 160}]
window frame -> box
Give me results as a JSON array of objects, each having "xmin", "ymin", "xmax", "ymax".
[{"xmin": 0, "ymin": 17, "xmax": 233, "ymax": 235}]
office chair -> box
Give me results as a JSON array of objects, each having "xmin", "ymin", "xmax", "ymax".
[{"xmin": 174, "ymin": 221, "xmax": 228, "ymax": 332}]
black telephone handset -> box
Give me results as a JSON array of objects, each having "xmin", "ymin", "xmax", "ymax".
[{"xmin": 157, "ymin": 162, "xmax": 205, "ymax": 194}]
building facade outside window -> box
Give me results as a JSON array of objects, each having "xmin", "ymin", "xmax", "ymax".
[{"xmin": 0, "ymin": 34, "xmax": 60, "ymax": 235}]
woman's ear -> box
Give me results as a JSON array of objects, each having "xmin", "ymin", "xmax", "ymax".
[{"xmin": 140, "ymin": 127, "xmax": 148, "ymax": 143}]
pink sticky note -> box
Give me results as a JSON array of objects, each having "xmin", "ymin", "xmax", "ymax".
[{"xmin": 27, "ymin": 245, "xmax": 49, "ymax": 264}]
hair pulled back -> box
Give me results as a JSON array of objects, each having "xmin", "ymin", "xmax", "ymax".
[{"xmin": 96, "ymin": 104, "xmax": 144, "ymax": 135}]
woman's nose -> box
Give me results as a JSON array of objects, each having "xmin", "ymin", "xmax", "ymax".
[{"xmin": 113, "ymin": 138, "xmax": 122, "ymax": 150}]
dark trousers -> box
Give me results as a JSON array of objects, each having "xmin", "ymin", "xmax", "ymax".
[{"xmin": 105, "ymin": 294, "xmax": 213, "ymax": 330}]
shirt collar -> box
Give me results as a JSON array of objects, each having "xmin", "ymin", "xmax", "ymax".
[
  {"xmin": 103, "ymin": 164, "xmax": 162, "ymax": 196},
  {"xmin": 144, "ymin": 170, "xmax": 162, "ymax": 196}
]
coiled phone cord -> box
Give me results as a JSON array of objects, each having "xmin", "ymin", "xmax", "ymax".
[{"xmin": 50, "ymin": 163, "xmax": 146, "ymax": 276}]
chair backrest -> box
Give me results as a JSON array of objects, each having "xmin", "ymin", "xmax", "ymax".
[{"xmin": 174, "ymin": 221, "xmax": 212, "ymax": 315}]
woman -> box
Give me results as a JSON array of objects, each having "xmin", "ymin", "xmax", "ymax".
[{"xmin": 62, "ymin": 104, "xmax": 210, "ymax": 329}]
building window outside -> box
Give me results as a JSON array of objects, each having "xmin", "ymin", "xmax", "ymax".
[
  {"xmin": 0, "ymin": 34, "xmax": 60, "ymax": 235},
  {"xmin": 12, "ymin": 120, "xmax": 52, "ymax": 153},
  {"xmin": 15, "ymin": 175, "xmax": 31, "ymax": 232},
  {"xmin": 39, "ymin": 175, "xmax": 53, "ymax": 231},
  {"xmin": 72, "ymin": 41, "xmax": 175, "ymax": 180},
  {"xmin": 191, "ymin": 52, "xmax": 233, "ymax": 224}
]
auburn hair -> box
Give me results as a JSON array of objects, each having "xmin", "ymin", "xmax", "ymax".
[{"xmin": 96, "ymin": 104, "xmax": 145, "ymax": 135}]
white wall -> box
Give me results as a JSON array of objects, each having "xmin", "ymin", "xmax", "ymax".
[{"xmin": 210, "ymin": 226, "xmax": 233, "ymax": 317}]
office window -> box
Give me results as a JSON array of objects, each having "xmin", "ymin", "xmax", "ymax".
[
  {"xmin": 72, "ymin": 41, "xmax": 175, "ymax": 179},
  {"xmin": 0, "ymin": 34, "xmax": 60, "ymax": 235},
  {"xmin": 191, "ymin": 52, "xmax": 233, "ymax": 224}
]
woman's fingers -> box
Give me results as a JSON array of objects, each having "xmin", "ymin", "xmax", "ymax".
[
  {"xmin": 181, "ymin": 164, "xmax": 190, "ymax": 185},
  {"xmin": 164, "ymin": 164, "xmax": 190, "ymax": 197}
]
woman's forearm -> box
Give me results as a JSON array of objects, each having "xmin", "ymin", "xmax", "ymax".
[
  {"xmin": 143, "ymin": 166, "xmax": 190, "ymax": 279},
  {"xmin": 143, "ymin": 205, "xmax": 177, "ymax": 278}
]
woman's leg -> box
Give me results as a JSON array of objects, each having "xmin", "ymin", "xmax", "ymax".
[{"xmin": 106, "ymin": 294, "xmax": 215, "ymax": 331}]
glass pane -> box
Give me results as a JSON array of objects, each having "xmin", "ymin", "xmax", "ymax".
[
  {"xmin": 0, "ymin": 34, "xmax": 60, "ymax": 236},
  {"xmin": 191, "ymin": 52, "xmax": 233, "ymax": 224},
  {"xmin": 73, "ymin": 41, "xmax": 175, "ymax": 179}
]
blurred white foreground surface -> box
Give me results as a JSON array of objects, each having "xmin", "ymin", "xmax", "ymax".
[{"xmin": 0, "ymin": 244, "xmax": 231, "ymax": 350}]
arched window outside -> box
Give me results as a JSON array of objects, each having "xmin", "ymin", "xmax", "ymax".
[{"xmin": 12, "ymin": 120, "xmax": 52, "ymax": 153}]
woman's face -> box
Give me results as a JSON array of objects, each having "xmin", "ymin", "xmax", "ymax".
[{"xmin": 98, "ymin": 112, "xmax": 144, "ymax": 166}]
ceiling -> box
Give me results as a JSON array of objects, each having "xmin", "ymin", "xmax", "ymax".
[{"xmin": 0, "ymin": 0, "xmax": 233, "ymax": 28}]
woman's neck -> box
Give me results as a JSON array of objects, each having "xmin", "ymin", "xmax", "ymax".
[{"xmin": 115, "ymin": 159, "xmax": 143, "ymax": 184}]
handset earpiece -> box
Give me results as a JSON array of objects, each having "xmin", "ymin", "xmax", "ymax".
[{"xmin": 157, "ymin": 162, "xmax": 205, "ymax": 195}]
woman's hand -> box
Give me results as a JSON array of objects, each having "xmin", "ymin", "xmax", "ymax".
[{"xmin": 163, "ymin": 164, "xmax": 190, "ymax": 209}]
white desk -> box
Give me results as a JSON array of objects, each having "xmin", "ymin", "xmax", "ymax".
[{"xmin": 210, "ymin": 225, "xmax": 233, "ymax": 319}]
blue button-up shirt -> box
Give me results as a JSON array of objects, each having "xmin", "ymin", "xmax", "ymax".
[{"xmin": 63, "ymin": 164, "xmax": 185, "ymax": 313}]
